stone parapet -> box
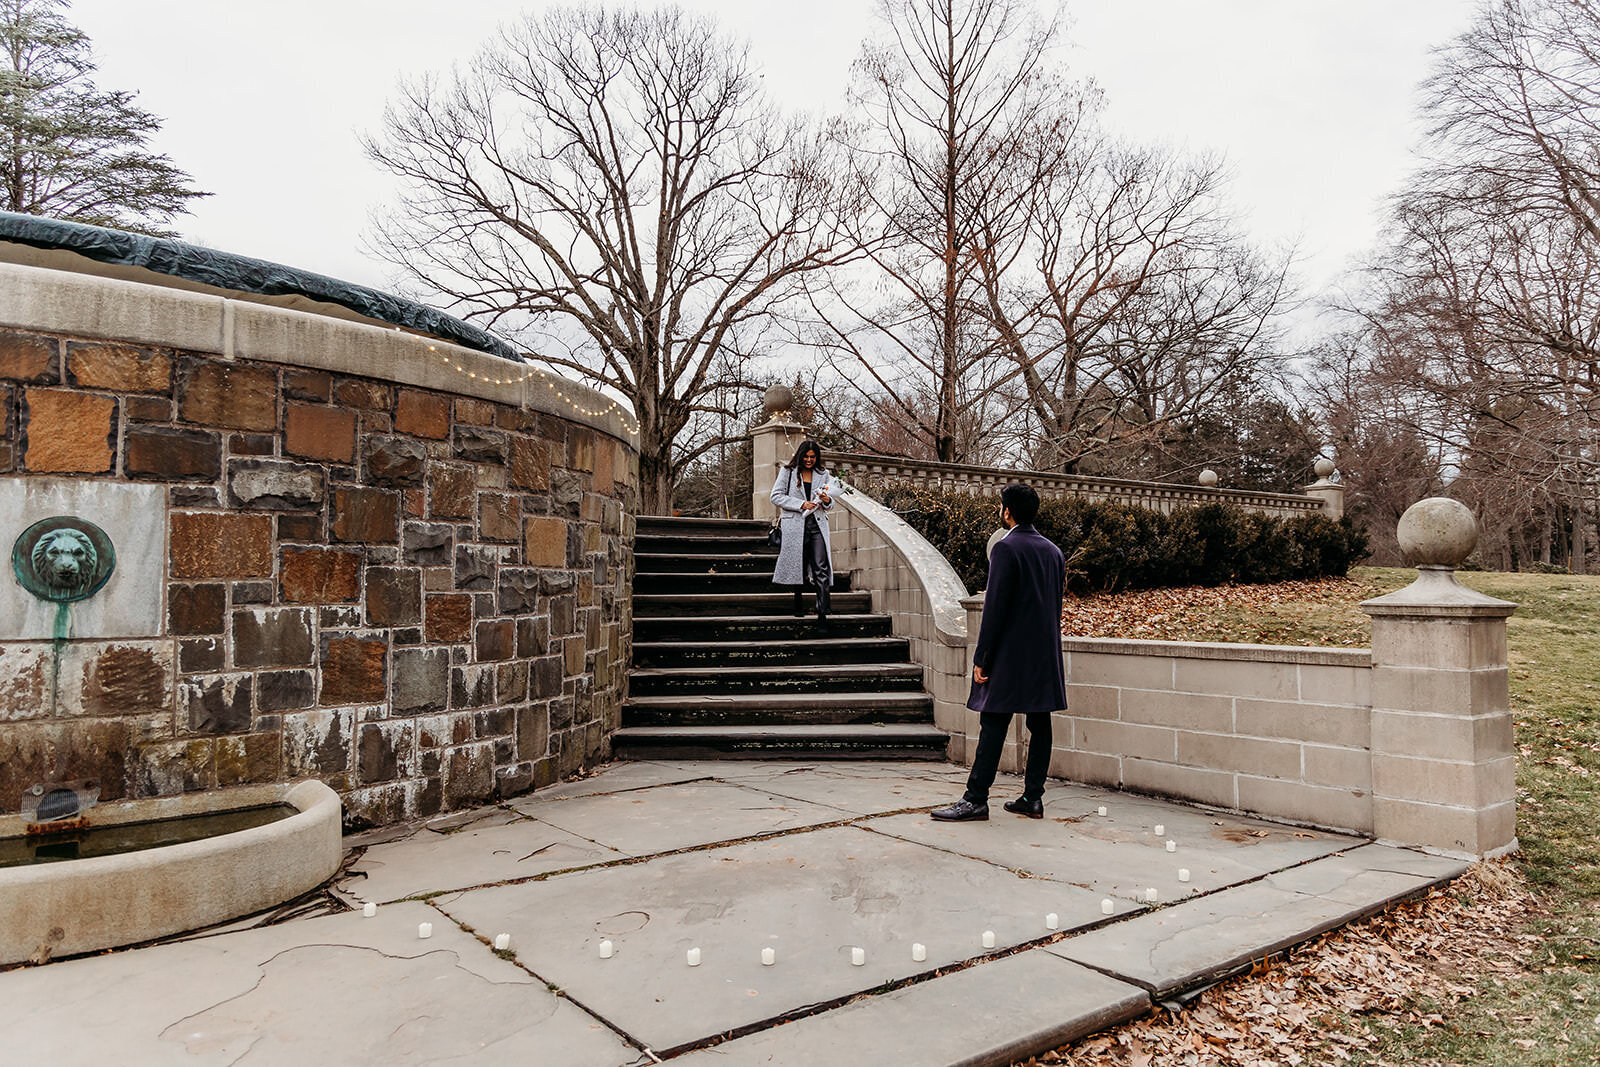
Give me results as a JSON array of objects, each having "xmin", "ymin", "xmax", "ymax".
[
  {"xmin": 0, "ymin": 262, "xmax": 638, "ymax": 829},
  {"xmin": 826, "ymin": 489, "xmax": 969, "ymax": 761},
  {"xmin": 824, "ymin": 450, "xmax": 1331, "ymax": 519}
]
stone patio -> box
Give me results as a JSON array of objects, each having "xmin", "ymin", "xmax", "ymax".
[{"xmin": 1, "ymin": 760, "xmax": 1466, "ymax": 1066}]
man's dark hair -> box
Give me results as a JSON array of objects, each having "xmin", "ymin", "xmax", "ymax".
[
  {"xmin": 785, "ymin": 439, "xmax": 828, "ymax": 472},
  {"xmin": 1001, "ymin": 483, "xmax": 1040, "ymax": 525}
]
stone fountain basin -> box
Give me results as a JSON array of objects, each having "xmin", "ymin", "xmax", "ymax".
[{"xmin": 0, "ymin": 780, "xmax": 341, "ymax": 966}]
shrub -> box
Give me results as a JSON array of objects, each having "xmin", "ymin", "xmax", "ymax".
[{"xmin": 874, "ymin": 485, "xmax": 1369, "ymax": 592}]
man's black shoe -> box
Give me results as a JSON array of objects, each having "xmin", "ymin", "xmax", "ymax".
[
  {"xmin": 930, "ymin": 798, "xmax": 989, "ymax": 821},
  {"xmin": 1003, "ymin": 796, "xmax": 1044, "ymax": 819}
]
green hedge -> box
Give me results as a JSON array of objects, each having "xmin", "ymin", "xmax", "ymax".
[{"xmin": 874, "ymin": 485, "xmax": 1369, "ymax": 593}]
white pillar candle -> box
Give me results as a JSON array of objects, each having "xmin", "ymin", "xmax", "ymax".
[
  {"xmin": 851, "ymin": 947, "xmax": 865, "ymax": 966},
  {"xmin": 1045, "ymin": 913, "xmax": 1059, "ymax": 930},
  {"xmin": 761, "ymin": 947, "xmax": 776, "ymax": 966},
  {"xmin": 1153, "ymin": 824, "xmax": 1165, "ymax": 836},
  {"xmin": 1097, "ymin": 805, "xmax": 1108, "ymax": 817},
  {"xmin": 1166, "ymin": 840, "xmax": 1177, "ymax": 852},
  {"xmin": 1179, "ymin": 868, "xmax": 1191, "ymax": 882},
  {"xmin": 687, "ymin": 947, "xmax": 702, "ymax": 967},
  {"xmin": 362, "ymin": 902, "xmax": 376, "ymax": 918},
  {"xmin": 494, "ymin": 933, "xmax": 511, "ymax": 951},
  {"xmin": 981, "ymin": 930, "xmax": 996, "ymax": 948},
  {"xmin": 1101, "ymin": 898, "xmax": 1115, "ymax": 915},
  {"xmin": 417, "ymin": 922, "xmax": 433, "ymax": 939},
  {"xmin": 599, "ymin": 939, "xmax": 614, "ymax": 959},
  {"xmin": 911, "ymin": 943, "xmax": 927, "ymax": 962},
  {"xmin": 1145, "ymin": 887, "xmax": 1159, "ymax": 903}
]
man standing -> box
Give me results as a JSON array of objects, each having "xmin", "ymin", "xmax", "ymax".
[{"xmin": 931, "ymin": 484, "xmax": 1066, "ymax": 821}]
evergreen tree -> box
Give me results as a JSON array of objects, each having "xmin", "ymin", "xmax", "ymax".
[{"xmin": 0, "ymin": 0, "xmax": 206, "ymax": 236}]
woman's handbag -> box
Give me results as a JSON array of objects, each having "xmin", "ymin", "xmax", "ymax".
[{"xmin": 767, "ymin": 521, "xmax": 783, "ymax": 548}]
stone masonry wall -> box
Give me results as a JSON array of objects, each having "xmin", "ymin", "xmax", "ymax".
[{"xmin": 0, "ymin": 326, "xmax": 636, "ymax": 829}]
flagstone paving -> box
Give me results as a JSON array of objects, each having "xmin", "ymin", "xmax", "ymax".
[{"xmin": 0, "ymin": 760, "xmax": 1467, "ymax": 1066}]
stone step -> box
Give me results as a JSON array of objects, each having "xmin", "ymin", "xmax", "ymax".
[
  {"xmin": 610, "ymin": 723, "xmax": 950, "ymax": 761},
  {"xmin": 634, "ymin": 592, "xmax": 873, "ymax": 618},
  {"xmin": 635, "ymin": 572, "xmax": 852, "ymax": 596},
  {"xmin": 631, "ymin": 637, "xmax": 913, "ymax": 668},
  {"xmin": 633, "ymin": 615, "xmax": 894, "ymax": 641},
  {"xmin": 636, "ymin": 552, "xmax": 777, "ymax": 574},
  {"xmin": 624, "ymin": 691, "xmax": 933, "ymax": 727},
  {"xmin": 635, "ymin": 533, "xmax": 775, "ymax": 556},
  {"xmin": 636, "ymin": 516, "xmax": 768, "ymax": 536},
  {"xmin": 628, "ymin": 663, "xmax": 925, "ymax": 697}
]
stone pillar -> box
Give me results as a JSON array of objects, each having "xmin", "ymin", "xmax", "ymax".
[
  {"xmin": 1361, "ymin": 497, "xmax": 1517, "ymax": 858},
  {"xmin": 749, "ymin": 386, "xmax": 808, "ymax": 525},
  {"xmin": 1303, "ymin": 457, "xmax": 1346, "ymax": 520}
]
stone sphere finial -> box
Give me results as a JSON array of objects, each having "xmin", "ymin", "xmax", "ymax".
[
  {"xmin": 1397, "ymin": 497, "xmax": 1477, "ymax": 568},
  {"xmin": 1314, "ymin": 457, "xmax": 1335, "ymax": 479},
  {"xmin": 762, "ymin": 384, "xmax": 794, "ymax": 419},
  {"xmin": 1197, "ymin": 469, "xmax": 1218, "ymax": 487}
]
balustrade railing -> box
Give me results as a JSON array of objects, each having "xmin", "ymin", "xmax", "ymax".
[{"xmin": 820, "ymin": 450, "xmax": 1328, "ymax": 519}]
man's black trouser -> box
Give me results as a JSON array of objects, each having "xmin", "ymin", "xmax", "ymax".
[{"xmin": 963, "ymin": 711, "xmax": 1053, "ymax": 804}]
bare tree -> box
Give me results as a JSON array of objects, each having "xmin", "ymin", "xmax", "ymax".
[
  {"xmin": 805, "ymin": 0, "xmax": 1072, "ymax": 463},
  {"xmin": 1336, "ymin": 0, "xmax": 1600, "ymax": 570},
  {"xmin": 977, "ymin": 136, "xmax": 1294, "ymax": 473},
  {"xmin": 365, "ymin": 5, "xmax": 864, "ymax": 513}
]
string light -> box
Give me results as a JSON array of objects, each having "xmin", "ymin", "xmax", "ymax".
[{"xmin": 422, "ymin": 340, "xmax": 640, "ymax": 436}]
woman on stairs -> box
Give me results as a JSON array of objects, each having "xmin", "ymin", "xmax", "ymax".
[{"xmin": 770, "ymin": 439, "xmax": 837, "ymax": 633}]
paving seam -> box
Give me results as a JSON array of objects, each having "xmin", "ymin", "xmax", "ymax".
[
  {"xmin": 1043, "ymin": 850, "xmax": 1467, "ymax": 1000},
  {"xmin": 423, "ymin": 898, "xmax": 656, "ymax": 1062},
  {"xmin": 390, "ymin": 808, "xmax": 938, "ymax": 901}
]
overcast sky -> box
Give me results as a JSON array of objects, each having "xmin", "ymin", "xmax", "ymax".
[{"xmin": 70, "ymin": 0, "xmax": 1478, "ymax": 333}]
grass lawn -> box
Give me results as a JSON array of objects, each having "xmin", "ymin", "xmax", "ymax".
[{"xmin": 1038, "ymin": 566, "xmax": 1600, "ymax": 1066}]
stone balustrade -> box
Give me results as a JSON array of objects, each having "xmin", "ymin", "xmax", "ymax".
[{"xmin": 823, "ymin": 449, "xmax": 1336, "ymax": 519}]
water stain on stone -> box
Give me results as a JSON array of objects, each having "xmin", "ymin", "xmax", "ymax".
[{"xmin": 81, "ymin": 645, "xmax": 170, "ymax": 717}]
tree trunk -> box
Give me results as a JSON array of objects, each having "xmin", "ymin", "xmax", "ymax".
[
  {"xmin": 638, "ymin": 448, "xmax": 674, "ymax": 517},
  {"xmin": 1572, "ymin": 492, "xmax": 1588, "ymax": 575}
]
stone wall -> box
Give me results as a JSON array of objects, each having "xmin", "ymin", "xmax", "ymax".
[
  {"xmin": 0, "ymin": 261, "xmax": 637, "ymax": 828},
  {"xmin": 1049, "ymin": 640, "xmax": 1374, "ymax": 833}
]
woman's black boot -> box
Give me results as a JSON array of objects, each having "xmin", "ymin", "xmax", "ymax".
[
  {"xmin": 793, "ymin": 589, "xmax": 806, "ymax": 618},
  {"xmin": 814, "ymin": 578, "xmax": 832, "ymax": 634}
]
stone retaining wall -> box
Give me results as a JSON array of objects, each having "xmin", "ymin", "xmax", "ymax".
[
  {"xmin": 1051, "ymin": 641, "xmax": 1374, "ymax": 833},
  {"xmin": 0, "ymin": 261, "xmax": 637, "ymax": 828}
]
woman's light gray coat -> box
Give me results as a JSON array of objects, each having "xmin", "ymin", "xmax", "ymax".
[{"xmin": 769, "ymin": 466, "xmax": 836, "ymax": 586}]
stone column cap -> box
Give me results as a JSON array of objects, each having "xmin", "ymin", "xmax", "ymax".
[{"xmin": 1361, "ymin": 568, "xmax": 1516, "ymax": 618}]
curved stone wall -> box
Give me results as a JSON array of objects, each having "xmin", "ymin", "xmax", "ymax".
[{"xmin": 0, "ymin": 260, "xmax": 637, "ymax": 828}]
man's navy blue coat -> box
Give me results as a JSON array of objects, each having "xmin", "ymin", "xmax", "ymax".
[{"xmin": 967, "ymin": 524, "xmax": 1067, "ymax": 715}]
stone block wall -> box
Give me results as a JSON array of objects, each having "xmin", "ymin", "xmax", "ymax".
[
  {"xmin": 0, "ymin": 262, "xmax": 637, "ymax": 828},
  {"xmin": 1051, "ymin": 641, "xmax": 1375, "ymax": 833}
]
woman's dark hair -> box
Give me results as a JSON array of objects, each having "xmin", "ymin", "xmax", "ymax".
[
  {"xmin": 785, "ymin": 439, "xmax": 828, "ymax": 472},
  {"xmin": 1001, "ymin": 483, "xmax": 1040, "ymax": 525}
]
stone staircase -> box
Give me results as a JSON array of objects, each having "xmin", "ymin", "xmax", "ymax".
[{"xmin": 613, "ymin": 516, "xmax": 948, "ymax": 760}]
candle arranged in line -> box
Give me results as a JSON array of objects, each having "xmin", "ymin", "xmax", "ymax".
[
  {"xmin": 761, "ymin": 947, "xmax": 776, "ymax": 966},
  {"xmin": 418, "ymin": 922, "xmax": 433, "ymax": 939},
  {"xmin": 1097, "ymin": 806, "xmax": 1108, "ymax": 817},
  {"xmin": 1145, "ymin": 888, "xmax": 1159, "ymax": 903},
  {"xmin": 1153, "ymin": 824, "xmax": 1165, "ymax": 836},
  {"xmin": 1166, "ymin": 840, "xmax": 1177, "ymax": 852},
  {"xmin": 851, "ymin": 947, "xmax": 866, "ymax": 966},
  {"xmin": 981, "ymin": 930, "xmax": 996, "ymax": 948},
  {"xmin": 687, "ymin": 947, "xmax": 702, "ymax": 967},
  {"xmin": 1179, "ymin": 869, "xmax": 1191, "ymax": 882},
  {"xmin": 599, "ymin": 940, "xmax": 614, "ymax": 959},
  {"xmin": 494, "ymin": 933, "xmax": 511, "ymax": 951},
  {"xmin": 912, "ymin": 943, "xmax": 927, "ymax": 962},
  {"xmin": 1045, "ymin": 913, "xmax": 1059, "ymax": 930},
  {"xmin": 362, "ymin": 902, "xmax": 376, "ymax": 918},
  {"xmin": 1101, "ymin": 899, "xmax": 1115, "ymax": 915}
]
